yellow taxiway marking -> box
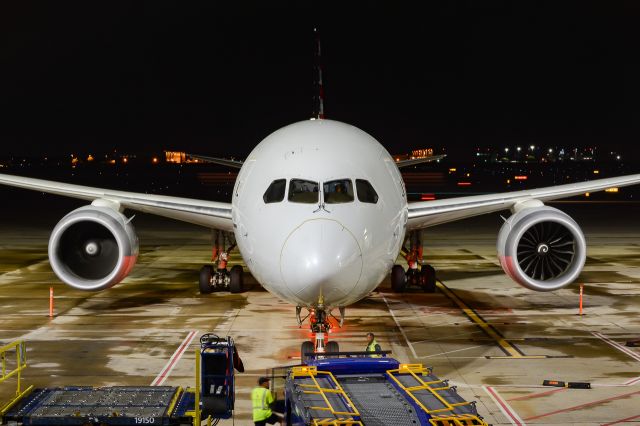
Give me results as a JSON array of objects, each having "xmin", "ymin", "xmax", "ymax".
[{"xmin": 436, "ymin": 280, "xmax": 528, "ymax": 358}]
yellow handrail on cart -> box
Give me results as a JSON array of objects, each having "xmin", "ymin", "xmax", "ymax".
[
  {"xmin": 183, "ymin": 348, "xmax": 213, "ymax": 426},
  {"xmin": 386, "ymin": 364, "xmax": 488, "ymax": 426},
  {"xmin": 429, "ymin": 413, "xmax": 488, "ymax": 426},
  {"xmin": 312, "ymin": 420, "xmax": 364, "ymax": 426},
  {"xmin": 291, "ymin": 366, "xmax": 362, "ymax": 424},
  {"xmin": 0, "ymin": 340, "xmax": 34, "ymax": 419}
]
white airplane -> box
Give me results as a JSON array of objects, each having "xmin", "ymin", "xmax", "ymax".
[{"xmin": 2, "ymin": 118, "xmax": 640, "ymax": 356}]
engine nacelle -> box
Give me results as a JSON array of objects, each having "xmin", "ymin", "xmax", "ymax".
[
  {"xmin": 48, "ymin": 206, "xmax": 139, "ymax": 291},
  {"xmin": 497, "ymin": 206, "xmax": 586, "ymax": 291}
]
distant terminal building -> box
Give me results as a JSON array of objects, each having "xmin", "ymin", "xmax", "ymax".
[
  {"xmin": 411, "ymin": 148, "xmax": 434, "ymax": 158},
  {"xmin": 165, "ymin": 151, "xmax": 202, "ymax": 164},
  {"xmin": 394, "ymin": 148, "xmax": 435, "ymax": 162},
  {"xmin": 165, "ymin": 151, "xmax": 186, "ymax": 163}
]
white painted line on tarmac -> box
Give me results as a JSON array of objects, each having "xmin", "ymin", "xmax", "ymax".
[
  {"xmin": 624, "ymin": 376, "xmax": 640, "ymax": 386},
  {"xmin": 381, "ymin": 294, "xmax": 418, "ymax": 358},
  {"xmin": 418, "ymin": 345, "xmax": 484, "ymax": 359},
  {"xmin": 151, "ymin": 330, "xmax": 198, "ymax": 386},
  {"xmin": 412, "ymin": 329, "xmax": 483, "ymax": 344},
  {"xmin": 483, "ymin": 385, "xmax": 526, "ymax": 426},
  {"xmin": 592, "ymin": 332, "xmax": 640, "ymax": 386},
  {"xmin": 592, "ymin": 332, "xmax": 640, "ymax": 363}
]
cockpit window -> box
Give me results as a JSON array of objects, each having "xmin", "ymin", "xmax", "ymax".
[
  {"xmin": 263, "ymin": 179, "xmax": 286, "ymax": 203},
  {"xmin": 324, "ymin": 179, "xmax": 354, "ymax": 204},
  {"xmin": 288, "ymin": 179, "xmax": 319, "ymax": 203},
  {"xmin": 356, "ymin": 179, "xmax": 379, "ymax": 204}
]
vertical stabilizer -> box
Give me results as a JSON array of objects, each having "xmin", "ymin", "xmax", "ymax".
[{"xmin": 312, "ymin": 28, "xmax": 325, "ymax": 119}]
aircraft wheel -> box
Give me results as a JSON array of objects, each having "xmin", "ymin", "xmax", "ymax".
[
  {"xmin": 421, "ymin": 264, "xmax": 436, "ymax": 293},
  {"xmin": 301, "ymin": 341, "xmax": 314, "ymax": 363},
  {"xmin": 326, "ymin": 341, "xmax": 339, "ymax": 357},
  {"xmin": 229, "ymin": 265, "xmax": 244, "ymax": 293},
  {"xmin": 407, "ymin": 268, "xmax": 420, "ymax": 286},
  {"xmin": 391, "ymin": 265, "xmax": 406, "ymax": 292},
  {"xmin": 199, "ymin": 265, "xmax": 214, "ymax": 294}
]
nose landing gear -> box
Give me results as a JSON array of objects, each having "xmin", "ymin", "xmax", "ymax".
[
  {"xmin": 298, "ymin": 304, "xmax": 344, "ymax": 363},
  {"xmin": 391, "ymin": 231, "xmax": 437, "ymax": 293},
  {"xmin": 199, "ymin": 231, "xmax": 244, "ymax": 294}
]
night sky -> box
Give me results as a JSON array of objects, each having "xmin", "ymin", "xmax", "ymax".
[{"xmin": 1, "ymin": 2, "xmax": 639, "ymax": 158}]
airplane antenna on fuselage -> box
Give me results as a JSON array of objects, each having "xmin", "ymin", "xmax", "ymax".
[{"xmin": 312, "ymin": 27, "xmax": 325, "ymax": 120}]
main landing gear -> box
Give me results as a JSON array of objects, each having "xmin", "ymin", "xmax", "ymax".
[
  {"xmin": 391, "ymin": 231, "xmax": 437, "ymax": 293},
  {"xmin": 199, "ymin": 231, "xmax": 244, "ymax": 294},
  {"xmin": 298, "ymin": 304, "xmax": 344, "ymax": 363}
]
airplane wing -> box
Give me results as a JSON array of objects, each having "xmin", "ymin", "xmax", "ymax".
[
  {"xmin": 0, "ymin": 173, "xmax": 234, "ymax": 231},
  {"xmin": 187, "ymin": 153, "xmax": 244, "ymax": 169},
  {"xmin": 407, "ymin": 173, "xmax": 640, "ymax": 230},
  {"xmin": 395, "ymin": 154, "xmax": 446, "ymax": 168}
]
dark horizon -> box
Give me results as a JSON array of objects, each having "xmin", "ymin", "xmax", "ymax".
[{"xmin": 1, "ymin": 2, "xmax": 639, "ymax": 158}]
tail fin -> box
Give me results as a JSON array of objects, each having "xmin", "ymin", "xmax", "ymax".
[{"xmin": 312, "ymin": 27, "xmax": 325, "ymax": 120}]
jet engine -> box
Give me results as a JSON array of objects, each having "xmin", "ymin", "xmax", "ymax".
[
  {"xmin": 48, "ymin": 205, "xmax": 139, "ymax": 291},
  {"xmin": 497, "ymin": 205, "xmax": 586, "ymax": 291}
]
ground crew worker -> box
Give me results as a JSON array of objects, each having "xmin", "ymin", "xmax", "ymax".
[
  {"xmin": 365, "ymin": 332, "xmax": 382, "ymax": 357},
  {"xmin": 252, "ymin": 377, "xmax": 283, "ymax": 426}
]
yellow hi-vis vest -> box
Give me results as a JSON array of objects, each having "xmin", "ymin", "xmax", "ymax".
[
  {"xmin": 251, "ymin": 386, "xmax": 273, "ymax": 421},
  {"xmin": 366, "ymin": 339, "xmax": 381, "ymax": 358}
]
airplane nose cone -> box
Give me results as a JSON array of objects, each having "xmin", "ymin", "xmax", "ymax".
[{"xmin": 280, "ymin": 219, "xmax": 362, "ymax": 305}]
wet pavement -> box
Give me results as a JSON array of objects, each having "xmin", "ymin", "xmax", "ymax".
[{"xmin": 1, "ymin": 201, "xmax": 640, "ymax": 425}]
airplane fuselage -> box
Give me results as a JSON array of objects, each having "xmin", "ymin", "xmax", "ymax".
[{"xmin": 232, "ymin": 119, "xmax": 407, "ymax": 308}]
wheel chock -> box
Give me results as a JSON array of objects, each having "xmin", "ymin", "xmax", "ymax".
[
  {"xmin": 568, "ymin": 382, "xmax": 591, "ymax": 389},
  {"xmin": 543, "ymin": 380, "xmax": 591, "ymax": 389}
]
